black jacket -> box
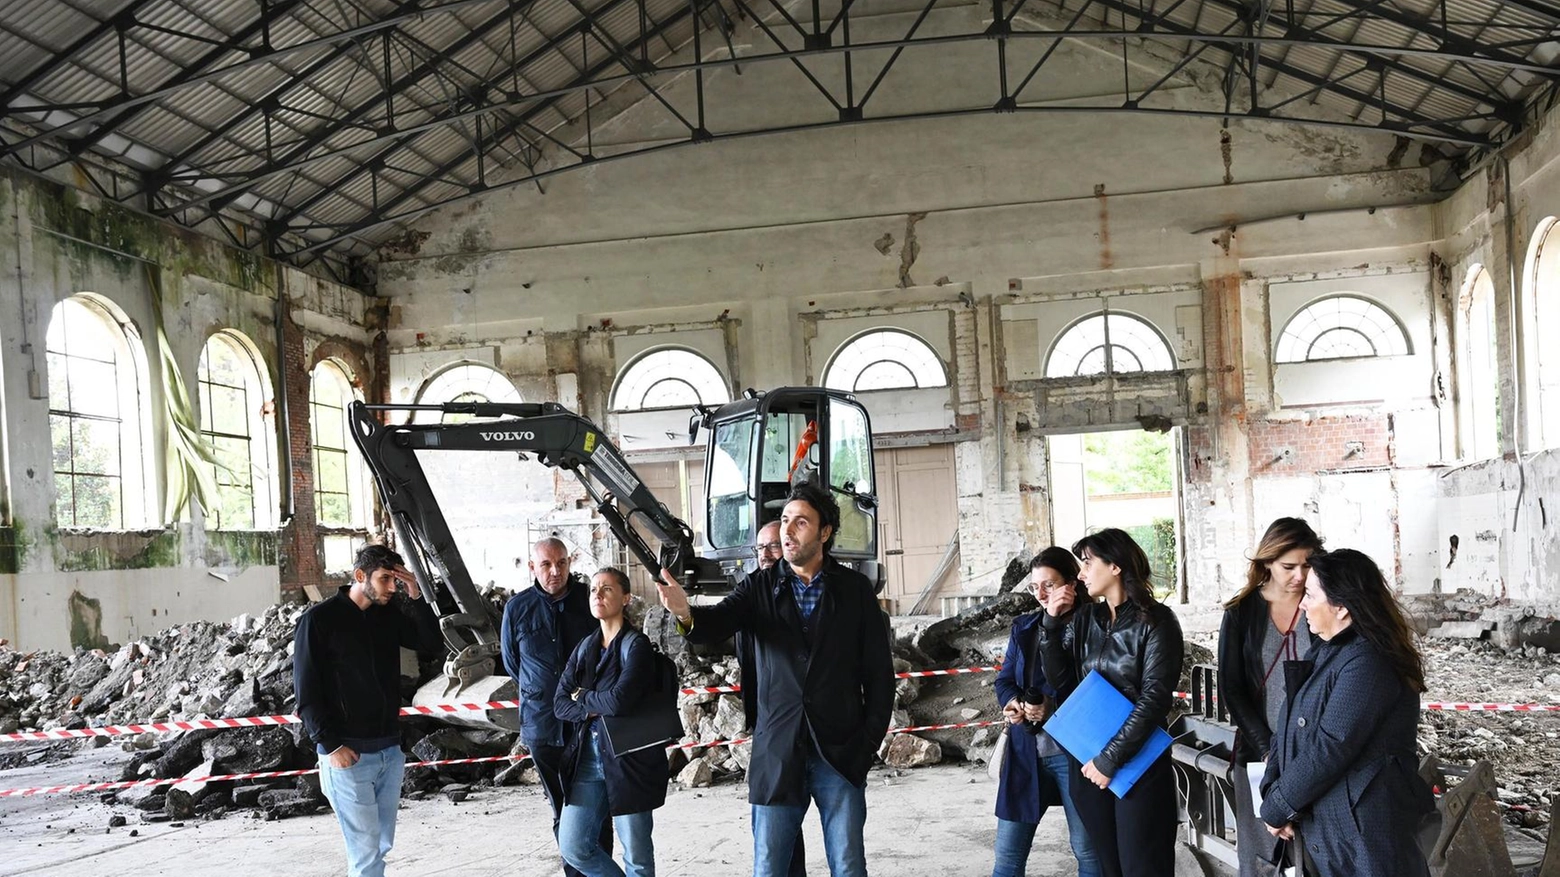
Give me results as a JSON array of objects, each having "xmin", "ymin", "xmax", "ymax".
[
  {"xmin": 1218, "ymin": 594, "xmax": 1319, "ymax": 763},
  {"xmin": 553, "ymin": 628, "xmax": 669, "ymax": 816},
  {"xmin": 684, "ymin": 558, "xmax": 894, "ymax": 805},
  {"xmin": 1260, "ymin": 627, "xmax": 1433, "ymax": 877},
  {"xmin": 1038, "ymin": 599, "xmax": 1184, "ymax": 777},
  {"xmin": 292, "ymin": 586, "xmax": 442, "ymax": 753}
]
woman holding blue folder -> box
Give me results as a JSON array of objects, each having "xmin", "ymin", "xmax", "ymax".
[
  {"xmin": 989, "ymin": 548, "xmax": 1101, "ymax": 877},
  {"xmin": 554, "ymin": 567, "xmax": 668, "ymax": 877},
  {"xmin": 1037, "ymin": 529, "xmax": 1184, "ymax": 877}
]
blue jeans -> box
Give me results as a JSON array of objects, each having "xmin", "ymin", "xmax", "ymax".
[
  {"xmin": 991, "ymin": 753, "xmax": 1101, "ymax": 877},
  {"xmin": 318, "ymin": 746, "xmax": 406, "ymax": 877},
  {"xmin": 752, "ymin": 752, "xmax": 867, "ymax": 877},
  {"xmin": 559, "ymin": 730, "xmax": 655, "ymax": 877}
]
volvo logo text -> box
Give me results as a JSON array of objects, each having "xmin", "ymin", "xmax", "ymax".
[{"xmin": 479, "ymin": 430, "xmax": 537, "ymax": 441}]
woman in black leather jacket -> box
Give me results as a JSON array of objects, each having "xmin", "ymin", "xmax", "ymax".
[
  {"xmin": 1037, "ymin": 528, "xmax": 1184, "ymax": 877},
  {"xmin": 1217, "ymin": 517, "xmax": 1323, "ymax": 877}
]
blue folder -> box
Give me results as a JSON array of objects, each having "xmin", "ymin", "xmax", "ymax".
[{"xmin": 1042, "ymin": 670, "xmax": 1174, "ymax": 798}]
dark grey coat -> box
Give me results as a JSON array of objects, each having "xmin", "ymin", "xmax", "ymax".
[
  {"xmin": 683, "ymin": 558, "xmax": 894, "ymax": 806},
  {"xmin": 1259, "ymin": 627, "xmax": 1433, "ymax": 877}
]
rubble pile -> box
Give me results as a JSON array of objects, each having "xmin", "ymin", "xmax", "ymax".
[{"xmin": 3, "ymin": 574, "xmax": 1553, "ymax": 833}]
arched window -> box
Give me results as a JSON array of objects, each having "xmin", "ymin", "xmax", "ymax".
[
  {"xmin": 823, "ymin": 329, "xmax": 948, "ymax": 391},
  {"xmin": 413, "ymin": 362, "xmax": 523, "ymax": 424},
  {"xmin": 197, "ymin": 331, "xmax": 278, "ymax": 530},
  {"xmin": 611, "ymin": 348, "xmax": 731, "ymax": 411},
  {"xmin": 1275, "ymin": 295, "xmax": 1410, "ymax": 363},
  {"xmin": 46, "ymin": 295, "xmax": 153, "ymax": 529},
  {"xmin": 1525, "ymin": 217, "xmax": 1560, "ymax": 448},
  {"xmin": 309, "ymin": 359, "xmax": 372, "ymax": 528},
  {"xmin": 1045, "ymin": 313, "xmax": 1175, "ymax": 378},
  {"xmin": 1459, "ymin": 267, "xmax": 1500, "ymax": 460}
]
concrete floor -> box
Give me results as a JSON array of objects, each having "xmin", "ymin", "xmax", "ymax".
[{"xmin": 0, "ymin": 748, "xmax": 1087, "ymax": 877}]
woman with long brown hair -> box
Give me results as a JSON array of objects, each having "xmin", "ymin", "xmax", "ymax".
[
  {"xmin": 1037, "ymin": 528, "xmax": 1183, "ymax": 877},
  {"xmin": 1217, "ymin": 517, "xmax": 1324, "ymax": 876},
  {"xmin": 1259, "ymin": 548, "xmax": 1434, "ymax": 877}
]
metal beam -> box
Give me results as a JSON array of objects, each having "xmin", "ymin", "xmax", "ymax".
[
  {"xmin": 0, "ymin": 0, "xmax": 162, "ymax": 110},
  {"xmin": 245, "ymin": 0, "xmax": 645, "ymax": 226}
]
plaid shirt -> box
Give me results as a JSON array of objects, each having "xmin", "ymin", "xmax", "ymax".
[{"xmin": 786, "ymin": 564, "xmax": 826, "ymax": 621}]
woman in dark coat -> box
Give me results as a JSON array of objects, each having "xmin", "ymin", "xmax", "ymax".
[
  {"xmin": 554, "ymin": 567, "xmax": 668, "ymax": 877},
  {"xmin": 1038, "ymin": 529, "xmax": 1184, "ymax": 877},
  {"xmin": 989, "ymin": 548, "xmax": 1100, "ymax": 877},
  {"xmin": 1260, "ymin": 548, "xmax": 1434, "ymax": 877},
  {"xmin": 1217, "ymin": 517, "xmax": 1323, "ymax": 876}
]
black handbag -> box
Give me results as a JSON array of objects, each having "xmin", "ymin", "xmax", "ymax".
[{"xmin": 601, "ymin": 632, "xmax": 683, "ymax": 755}]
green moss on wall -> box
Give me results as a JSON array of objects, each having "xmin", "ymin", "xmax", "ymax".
[
  {"xmin": 0, "ymin": 522, "xmax": 32, "ymax": 575},
  {"xmin": 205, "ymin": 530, "xmax": 279, "ymax": 568},
  {"xmin": 53, "ymin": 528, "xmax": 183, "ymax": 572}
]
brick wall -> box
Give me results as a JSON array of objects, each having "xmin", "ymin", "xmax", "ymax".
[
  {"xmin": 1246, "ymin": 415, "xmax": 1391, "ymax": 475},
  {"xmin": 278, "ymin": 303, "xmax": 321, "ymax": 598}
]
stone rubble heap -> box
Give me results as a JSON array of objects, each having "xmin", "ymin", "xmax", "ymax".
[{"xmin": 2, "ymin": 572, "xmax": 1551, "ymax": 831}]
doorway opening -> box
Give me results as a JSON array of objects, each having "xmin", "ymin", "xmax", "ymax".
[{"xmin": 1048, "ymin": 428, "xmax": 1181, "ymax": 598}]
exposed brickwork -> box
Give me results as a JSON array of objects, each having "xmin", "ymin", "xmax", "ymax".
[
  {"xmin": 278, "ymin": 302, "xmax": 320, "ymax": 599},
  {"xmin": 1185, "ymin": 425, "xmax": 1215, "ymax": 484},
  {"xmin": 1246, "ymin": 415, "xmax": 1391, "ymax": 475}
]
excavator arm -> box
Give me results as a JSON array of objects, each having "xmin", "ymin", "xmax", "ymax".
[{"xmin": 346, "ymin": 399, "xmax": 726, "ymax": 730}]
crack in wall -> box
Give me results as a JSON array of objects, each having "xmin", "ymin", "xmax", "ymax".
[{"xmin": 898, "ymin": 212, "xmax": 926, "ymax": 288}]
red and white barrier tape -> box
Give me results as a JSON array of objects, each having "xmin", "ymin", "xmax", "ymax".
[
  {"xmin": 7, "ymin": 662, "xmax": 1556, "ymax": 744},
  {"xmin": 0, "ymin": 719, "xmax": 1014, "ymax": 797},
  {"xmin": 0, "ymin": 667, "xmax": 1005, "ymax": 743},
  {"xmin": 0, "ymin": 754, "xmax": 530, "ymax": 798}
]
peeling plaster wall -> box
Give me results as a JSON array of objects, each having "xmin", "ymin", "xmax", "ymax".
[
  {"xmin": 1429, "ymin": 100, "xmax": 1560, "ymax": 608},
  {"xmin": 368, "ymin": 0, "xmax": 1512, "ymax": 609},
  {"xmin": 0, "ymin": 169, "xmax": 376, "ymax": 650}
]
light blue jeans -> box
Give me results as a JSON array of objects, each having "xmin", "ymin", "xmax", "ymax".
[
  {"xmin": 559, "ymin": 730, "xmax": 655, "ymax": 877},
  {"xmin": 752, "ymin": 752, "xmax": 868, "ymax": 877},
  {"xmin": 991, "ymin": 753, "xmax": 1102, "ymax": 877},
  {"xmin": 318, "ymin": 746, "xmax": 406, "ymax": 877}
]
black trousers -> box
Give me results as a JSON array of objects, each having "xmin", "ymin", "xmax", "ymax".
[
  {"xmin": 530, "ymin": 743, "xmax": 612, "ymax": 877},
  {"xmin": 1068, "ymin": 753, "xmax": 1178, "ymax": 877}
]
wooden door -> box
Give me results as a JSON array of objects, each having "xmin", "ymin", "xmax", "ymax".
[{"xmin": 873, "ymin": 444, "xmax": 959, "ymax": 613}]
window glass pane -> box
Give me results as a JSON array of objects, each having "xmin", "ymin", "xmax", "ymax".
[
  {"xmin": 51, "ymin": 413, "xmax": 73, "ymax": 472},
  {"xmin": 73, "ymin": 418, "xmax": 122, "ymax": 476},
  {"xmin": 824, "ymin": 330, "xmax": 946, "ymax": 391},
  {"xmin": 316, "ymin": 448, "xmax": 347, "ymax": 495},
  {"xmin": 68, "ymin": 358, "xmax": 120, "ymax": 417},
  {"xmin": 1275, "ymin": 295, "xmax": 1410, "ymax": 363},
  {"xmin": 828, "ymin": 399, "xmax": 874, "ymax": 555},
  {"xmin": 413, "ymin": 363, "xmax": 522, "ymax": 424},
  {"xmin": 319, "ymin": 492, "xmax": 350, "ymax": 527},
  {"xmin": 47, "ymin": 351, "xmax": 70, "ymax": 410},
  {"xmin": 54, "ymin": 473, "xmax": 75, "ymax": 525},
  {"xmin": 707, "ymin": 420, "xmax": 755, "ymax": 549},
  {"xmin": 313, "ymin": 403, "xmax": 346, "ymax": 451},
  {"xmin": 216, "ymin": 483, "xmax": 255, "ymax": 530},
  {"xmin": 611, "ymin": 349, "xmax": 730, "ymax": 411},
  {"xmin": 209, "ymin": 384, "xmax": 248, "ymax": 436},
  {"xmin": 73, "ymin": 474, "xmax": 121, "ymax": 529}
]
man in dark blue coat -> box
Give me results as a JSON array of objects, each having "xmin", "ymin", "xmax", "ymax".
[
  {"xmin": 500, "ymin": 537, "xmax": 607, "ymax": 877},
  {"xmin": 657, "ymin": 483, "xmax": 894, "ymax": 877}
]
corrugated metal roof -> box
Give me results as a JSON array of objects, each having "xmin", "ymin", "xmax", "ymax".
[{"xmin": 1, "ymin": 0, "xmax": 1556, "ymax": 264}]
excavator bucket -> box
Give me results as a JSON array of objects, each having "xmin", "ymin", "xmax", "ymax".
[{"xmin": 1421, "ymin": 757, "xmax": 1517, "ymax": 877}]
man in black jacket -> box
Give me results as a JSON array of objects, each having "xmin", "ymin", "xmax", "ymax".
[
  {"xmin": 293, "ymin": 543, "xmax": 441, "ymax": 877},
  {"xmin": 657, "ymin": 483, "xmax": 894, "ymax": 877}
]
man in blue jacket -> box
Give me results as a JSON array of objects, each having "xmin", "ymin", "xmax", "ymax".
[
  {"xmin": 500, "ymin": 537, "xmax": 607, "ymax": 877},
  {"xmin": 293, "ymin": 543, "xmax": 441, "ymax": 877},
  {"xmin": 658, "ymin": 483, "xmax": 894, "ymax": 877}
]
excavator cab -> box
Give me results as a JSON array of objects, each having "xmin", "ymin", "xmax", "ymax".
[
  {"xmin": 345, "ymin": 386, "xmax": 880, "ymax": 732},
  {"xmin": 697, "ymin": 387, "xmax": 884, "ymax": 592}
]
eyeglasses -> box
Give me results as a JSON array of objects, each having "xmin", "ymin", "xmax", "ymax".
[{"xmin": 757, "ymin": 542, "xmax": 783, "ymax": 554}]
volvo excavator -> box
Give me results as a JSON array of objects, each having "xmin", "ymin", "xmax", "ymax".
[{"xmin": 348, "ymin": 387, "xmax": 883, "ymax": 732}]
